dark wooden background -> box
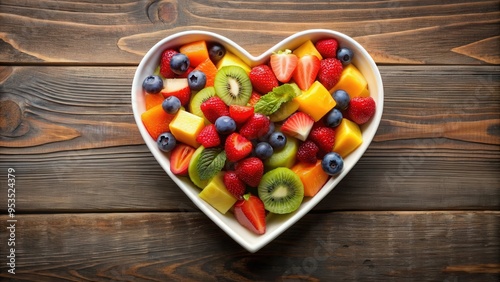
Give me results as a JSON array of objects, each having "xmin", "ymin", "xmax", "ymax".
[{"xmin": 1, "ymin": 1, "xmax": 499, "ymax": 281}]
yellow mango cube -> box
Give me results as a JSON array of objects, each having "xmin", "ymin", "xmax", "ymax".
[
  {"xmin": 332, "ymin": 118, "xmax": 363, "ymax": 158},
  {"xmin": 199, "ymin": 172, "xmax": 237, "ymax": 214},
  {"xmin": 216, "ymin": 51, "xmax": 251, "ymax": 74},
  {"xmin": 330, "ymin": 64, "xmax": 368, "ymax": 98},
  {"xmin": 294, "ymin": 81, "xmax": 336, "ymax": 121},
  {"xmin": 293, "ymin": 40, "xmax": 323, "ymax": 60},
  {"xmin": 169, "ymin": 110, "xmax": 205, "ymax": 148}
]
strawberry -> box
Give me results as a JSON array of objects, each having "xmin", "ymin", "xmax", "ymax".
[
  {"xmin": 196, "ymin": 124, "xmax": 220, "ymax": 148},
  {"xmin": 239, "ymin": 113, "xmax": 271, "ymax": 140},
  {"xmin": 297, "ymin": 140, "xmax": 319, "ymax": 164},
  {"xmin": 200, "ymin": 96, "xmax": 229, "ymax": 124},
  {"xmin": 270, "ymin": 49, "xmax": 298, "ymax": 83},
  {"xmin": 159, "ymin": 49, "xmax": 179, "ymax": 78},
  {"xmin": 224, "ymin": 171, "xmax": 246, "ymax": 199},
  {"xmin": 225, "ymin": 133, "xmax": 253, "ymax": 162},
  {"xmin": 309, "ymin": 126, "xmax": 336, "ymax": 153},
  {"xmin": 169, "ymin": 144, "xmax": 196, "ymax": 176},
  {"xmin": 318, "ymin": 58, "xmax": 343, "ymax": 90},
  {"xmin": 249, "ymin": 65, "xmax": 279, "ymax": 94},
  {"xmin": 345, "ymin": 96, "xmax": 376, "ymax": 125},
  {"xmin": 229, "ymin": 105, "xmax": 254, "ymax": 124},
  {"xmin": 292, "ymin": 55, "xmax": 320, "ymax": 91},
  {"xmin": 315, "ymin": 38, "xmax": 339, "ymax": 58},
  {"xmin": 233, "ymin": 194, "xmax": 266, "ymax": 235},
  {"xmin": 280, "ymin": 112, "xmax": 315, "ymax": 141},
  {"xmin": 247, "ymin": 91, "xmax": 261, "ymax": 107},
  {"xmin": 235, "ymin": 157, "xmax": 264, "ymax": 187}
]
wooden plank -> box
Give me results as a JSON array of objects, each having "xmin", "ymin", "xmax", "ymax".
[
  {"xmin": 0, "ymin": 65, "xmax": 499, "ymax": 212},
  {"xmin": 0, "ymin": 211, "xmax": 498, "ymax": 281},
  {"xmin": 0, "ymin": 0, "xmax": 498, "ymax": 64}
]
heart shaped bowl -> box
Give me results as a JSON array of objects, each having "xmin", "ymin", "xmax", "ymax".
[{"xmin": 131, "ymin": 29, "xmax": 383, "ymax": 253}]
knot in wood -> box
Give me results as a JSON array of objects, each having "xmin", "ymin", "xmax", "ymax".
[{"xmin": 0, "ymin": 100, "xmax": 23, "ymax": 134}]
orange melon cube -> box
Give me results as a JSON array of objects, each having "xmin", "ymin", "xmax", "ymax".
[
  {"xmin": 193, "ymin": 58, "xmax": 218, "ymax": 87},
  {"xmin": 332, "ymin": 118, "xmax": 363, "ymax": 158},
  {"xmin": 145, "ymin": 93, "xmax": 165, "ymax": 110},
  {"xmin": 294, "ymin": 81, "xmax": 336, "ymax": 122},
  {"xmin": 141, "ymin": 104, "xmax": 175, "ymax": 140},
  {"xmin": 179, "ymin": 40, "xmax": 209, "ymax": 67},
  {"xmin": 330, "ymin": 64, "xmax": 368, "ymax": 98},
  {"xmin": 291, "ymin": 160, "xmax": 329, "ymax": 197}
]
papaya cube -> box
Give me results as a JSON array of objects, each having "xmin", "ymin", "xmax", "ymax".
[
  {"xmin": 291, "ymin": 160, "xmax": 329, "ymax": 197},
  {"xmin": 330, "ymin": 64, "xmax": 368, "ymax": 98},
  {"xmin": 294, "ymin": 81, "xmax": 336, "ymax": 121},
  {"xmin": 141, "ymin": 104, "xmax": 176, "ymax": 140},
  {"xmin": 199, "ymin": 172, "xmax": 237, "ymax": 214},
  {"xmin": 169, "ymin": 110, "xmax": 205, "ymax": 148},
  {"xmin": 293, "ymin": 40, "xmax": 323, "ymax": 60},
  {"xmin": 179, "ymin": 40, "xmax": 209, "ymax": 67},
  {"xmin": 332, "ymin": 118, "xmax": 363, "ymax": 158},
  {"xmin": 216, "ymin": 51, "xmax": 251, "ymax": 74}
]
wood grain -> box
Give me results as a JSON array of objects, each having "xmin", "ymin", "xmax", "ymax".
[
  {"xmin": 0, "ymin": 0, "xmax": 498, "ymax": 64},
  {"xmin": 0, "ymin": 211, "xmax": 498, "ymax": 281},
  {"xmin": 0, "ymin": 65, "xmax": 498, "ymax": 212}
]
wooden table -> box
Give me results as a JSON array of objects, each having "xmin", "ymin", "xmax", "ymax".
[{"xmin": 1, "ymin": 1, "xmax": 499, "ymax": 281}]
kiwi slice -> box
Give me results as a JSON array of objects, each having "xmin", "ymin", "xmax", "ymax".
[
  {"xmin": 188, "ymin": 145, "xmax": 210, "ymax": 189},
  {"xmin": 189, "ymin": 87, "xmax": 216, "ymax": 123},
  {"xmin": 214, "ymin": 66, "xmax": 252, "ymax": 106},
  {"xmin": 269, "ymin": 99, "xmax": 300, "ymax": 122},
  {"xmin": 258, "ymin": 167, "xmax": 304, "ymax": 214}
]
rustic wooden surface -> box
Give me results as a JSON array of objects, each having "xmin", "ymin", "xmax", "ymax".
[{"xmin": 1, "ymin": 0, "xmax": 499, "ymax": 281}]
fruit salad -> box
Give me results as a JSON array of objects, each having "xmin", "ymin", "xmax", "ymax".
[{"xmin": 139, "ymin": 38, "xmax": 376, "ymax": 235}]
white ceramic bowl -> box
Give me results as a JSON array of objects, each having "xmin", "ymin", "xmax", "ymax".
[{"xmin": 131, "ymin": 29, "xmax": 384, "ymax": 253}]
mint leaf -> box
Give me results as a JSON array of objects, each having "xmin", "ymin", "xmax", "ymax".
[
  {"xmin": 196, "ymin": 148, "xmax": 226, "ymax": 181},
  {"xmin": 254, "ymin": 84, "xmax": 301, "ymax": 115}
]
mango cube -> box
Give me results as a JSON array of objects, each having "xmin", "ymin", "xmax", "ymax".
[
  {"xmin": 293, "ymin": 40, "xmax": 323, "ymax": 60},
  {"xmin": 199, "ymin": 172, "xmax": 237, "ymax": 214},
  {"xmin": 169, "ymin": 110, "xmax": 205, "ymax": 148},
  {"xmin": 332, "ymin": 118, "xmax": 363, "ymax": 158},
  {"xmin": 330, "ymin": 64, "xmax": 369, "ymax": 98},
  {"xmin": 216, "ymin": 51, "xmax": 251, "ymax": 74},
  {"xmin": 291, "ymin": 160, "xmax": 329, "ymax": 197},
  {"xmin": 294, "ymin": 81, "xmax": 336, "ymax": 121}
]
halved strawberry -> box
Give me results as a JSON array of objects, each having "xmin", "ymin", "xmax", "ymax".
[
  {"xmin": 169, "ymin": 144, "xmax": 196, "ymax": 176},
  {"xmin": 280, "ymin": 112, "xmax": 315, "ymax": 141},
  {"xmin": 225, "ymin": 133, "xmax": 253, "ymax": 162},
  {"xmin": 234, "ymin": 194, "xmax": 266, "ymax": 235},
  {"xmin": 270, "ymin": 49, "xmax": 298, "ymax": 83},
  {"xmin": 229, "ymin": 105, "xmax": 254, "ymax": 124},
  {"xmin": 292, "ymin": 55, "xmax": 320, "ymax": 91}
]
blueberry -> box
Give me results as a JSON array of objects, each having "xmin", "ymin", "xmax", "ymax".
[
  {"xmin": 169, "ymin": 53, "xmax": 190, "ymax": 75},
  {"xmin": 258, "ymin": 122, "xmax": 275, "ymax": 142},
  {"xmin": 187, "ymin": 70, "xmax": 207, "ymax": 91},
  {"xmin": 142, "ymin": 75, "xmax": 163, "ymax": 94},
  {"xmin": 333, "ymin": 89, "xmax": 350, "ymax": 111},
  {"xmin": 162, "ymin": 96, "xmax": 181, "ymax": 114},
  {"xmin": 215, "ymin": 116, "xmax": 236, "ymax": 135},
  {"xmin": 336, "ymin": 47, "xmax": 353, "ymax": 65},
  {"xmin": 254, "ymin": 142, "xmax": 274, "ymax": 160},
  {"xmin": 321, "ymin": 152, "xmax": 344, "ymax": 176},
  {"xmin": 268, "ymin": 132, "xmax": 287, "ymax": 150},
  {"xmin": 208, "ymin": 42, "xmax": 226, "ymax": 63},
  {"xmin": 325, "ymin": 108, "xmax": 343, "ymax": 128},
  {"xmin": 157, "ymin": 132, "xmax": 176, "ymax": 152}
]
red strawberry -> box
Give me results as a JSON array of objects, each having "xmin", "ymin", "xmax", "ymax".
[
  {"xmin": 225, "ymin": 133, "xmax": 253, "ymax": 162},
  {"xmin": 247, "ymin": 91, "xmax": 261, "ymax": 107},
  {"xmin": 159, "ymin": 49, "xmax": 179, "ymax": 78},
  {"xmin": 309, "ymin": 126, "xmax": 336, "ymax": 153},
  {"xmin": 249, "ymin": 65, "xmax": 279, "ymax": 94},
  {"xmin": 223, "ymin": 171, "xmax": 246, "ymax": 199},
  {"xmin": 297, "ymin": 140, "xmax": 320, "ymax": 164},
  {"xmin": 234, "ymin": 194, "xmax": 266, "ymax": 235},
  {"xmin": 239, "ymin": 113, "xmax": 270, "ymax": 140},
  {"xmin": 169, "ymin": 144, "xmax": 196, "ymax": 176},
  {"xmin": 292, "ymin": 55, "xmax": 320, "ymax": 91},
  {"xmin": 315, "ymin": 38, "xmax": 339, "ymax": 58},
  {"xmin": 318, "ymin": 58, "xmax": 343, "ymax": 90},
  {"xmin": 229, "ymin": 105, "xmax": 254, "ymax": 124},
  {"xmin": 280, "ymin": 112, "xmax": 315, "ymax": 141},
  {"xmin": 345, "ymin": 96, "xmax": 376, "ymax": 125},
  {"xmin": 200, "ymin": 96, "xmax": 229, "ymax": 124},
  {"xmin": 196, "ymin": 124, "xmax": 220, "ymax": 148},
  {"xmin": 235, "ymin": 157, "xmax": 264, "ymax": 187},
  {"xmin": 270, "ymin": 49, "xmax": 298, "ymax": 83}
]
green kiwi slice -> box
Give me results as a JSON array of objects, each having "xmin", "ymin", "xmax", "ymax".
[
  {"xmin": 214, "ymin": 66, "xmax": 252, "ymax": 106},
  {"xmin": 189, "ymin": 86, "xmax": 216, "ymax": 123},
  {"xmin": 258, "ymin": 167, "xmax": 304, "ymax": 214}
]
